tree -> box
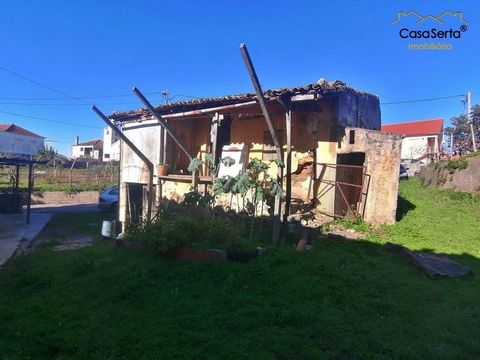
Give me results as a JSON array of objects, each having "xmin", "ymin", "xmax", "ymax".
[
  {"xmin": 37, "ymin": 146, "xmax": 57, "ymax": 161},
  {"xmin": 443, "ymin": 126, "xmax": 455, "ymax": 153},
  {"xmin": 445, "ymin": 104, "xmax": 480, "ymax": 153}
]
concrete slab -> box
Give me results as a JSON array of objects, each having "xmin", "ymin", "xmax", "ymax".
[{"xmin": 0, "ymin": 213, "xmax": 52, "ymax": 266}]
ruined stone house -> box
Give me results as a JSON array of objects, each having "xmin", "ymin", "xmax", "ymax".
[{"xmin": 107, "ymin": 80, "xmax": 402, "ymax": 229}]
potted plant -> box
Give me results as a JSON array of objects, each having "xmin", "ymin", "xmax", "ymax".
[{"xmin": 157, "ymin": 162, "xmax": 169, "ymax": 176}]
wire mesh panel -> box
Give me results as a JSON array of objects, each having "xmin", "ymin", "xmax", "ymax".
[{"xmin": 316, "ymin": 163, "xmax": 369, "ymax": 220}]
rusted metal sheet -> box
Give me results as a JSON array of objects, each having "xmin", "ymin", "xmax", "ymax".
[{"xmin": 315, "ymin": 163, "xmax": 370, "ymax": 220}]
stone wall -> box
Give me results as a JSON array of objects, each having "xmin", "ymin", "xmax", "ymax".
[
  {"xmin": 418, "ymin": 156, "xmax": 480, "ymax": 193},
  {"xmin": 337, "ymin": 128, "xmax": 402, "ymax": 225}
]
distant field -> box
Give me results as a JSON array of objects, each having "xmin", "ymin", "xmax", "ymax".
[
  {"xmin": 0, "ymin": 167, "xmax": 118, "ymax": 192},
  {"xmin": 1, "ymin": 178, "xmax": 479, "ymax": 359}
]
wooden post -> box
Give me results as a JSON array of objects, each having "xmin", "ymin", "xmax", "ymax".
[
  {"xmin": 92, "ymin": 105, "xmax": 154, "ymax": 222},
  {"xmin": 132, "ymin": 87, "xmax": 198, "ymax": 191},
  {"xmin": 210, "ymin": 112, "xmax": 220, "ymax": 171},
  {"xmin": 14, "ymin": 165, "xmax": 19, "ymax": 191},
  {"xmin": 159, "ymin": 126, "xmax": 164, "ymax": 164},
  {"xmin": 192, "ymin": 170, "xmax": 199, "ymax": 189},
  {"xmin": 132, "ymin": 87, "xmax": 193, "ymax": 161},
  {"xmin": 69, "ymin": 158, "xmax": 75, "ymax": 191},
  {"xmin": 239, "ymin": 43, "xmax": 282, "ymax": 160},
  {"xmin": 284, "ymin": 106, "xmax": 292, "ymax": 221},
  {"xmin": 162, "ymin": 122, "xmax": 168, "ymax": 164},
  {"xmin": 239, "ymin": 43, "xmax": 283, "ymax": 245},
  {"xmin": 26, "ymin": 163, "xmax": 33, "ymax": 225}
]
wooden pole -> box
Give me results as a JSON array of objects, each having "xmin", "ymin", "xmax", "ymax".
[
  {"xmin": 284, "ymin": 106, "xmax": 292, "ymax": 221},
  {"xmin": 210, "ymin": 113, "xmax": 220, "ymax": 171},
  {"xmin": 239, "ymin": 42, "xmax": 283, "ymax": 245},
  {"xmin": 26, "ymin": 163, "xmax": 33, "ymax": 225},
  {"xmin": 239, "ymin": 43, "xmax": 282, "ymax": 160},
  {"xmin": 15, "ymin": 165, "xmax": 19, "ymax": 191},
  {"xmin": 69, "ymin": 158, "xmax": 75, "ymax": 191},
  {"xmin": 92, "ymin": 105, "xmax": 154, "ymax": 222},
  {"xmin": 132, "ymin": 87, "xmax": 199, "ymax": 190},
  {"xmin": 132, "ymin": 87, "xmax": 193, "ymax": 161},
  {"xmin": 159, "ymin": 126, "xmax": 164, "ymax": 164},
  {"xmin": 162, "ymin": 121, "xmax": 167, "ymax": 164}
]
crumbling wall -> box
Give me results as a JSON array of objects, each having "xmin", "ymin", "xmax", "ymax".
[
  {"xmin": 337, "ymin": 128, "xmax": 402, "ymax": 225},
  {"xmin": 337, "ymin": 89, "xmax": 381, "ymax": 130}
]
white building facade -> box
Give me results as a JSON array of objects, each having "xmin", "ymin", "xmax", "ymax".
[
  {"xmin": 102, "ymin": 126, "xmax": 120, "ymax": 161},
  {"xmin": 72, "ymin": 137, "xmax": 103, "ymax": 160},
  {"xmin": 381, "ymin": 118, "xmax": 444, "ymax": 162},
  {"xmin": 0, "ymin": 124, "xmax": 45, "ymax": 156}
]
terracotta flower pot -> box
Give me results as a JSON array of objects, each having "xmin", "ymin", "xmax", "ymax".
[
  {"xmin": 171, "ymin": 247, "xmax": 226, "ymax": 262},
  {"xmin": 157, "ymin": 164, "xmax": 169, "ymax": 176}
]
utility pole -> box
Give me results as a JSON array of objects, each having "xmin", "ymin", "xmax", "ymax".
[{"xmin": 467, "ymin": 91, "xmax": 477, "ymax": 152}]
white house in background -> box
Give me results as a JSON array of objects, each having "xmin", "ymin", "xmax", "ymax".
[
  {"xmin": 102, "ymin": 126, "xmax": 120, "ymax": 161},
  {"xmin": 0, "ymin": 123, "xmax": 45, "ymax": 156},
  {"xmin": 381, "ymin": 118, "xmax": 444, "ymax": 162},
  {"xmin": 72, "ymin": 137, "xmax": 103, "ymax": 160}
]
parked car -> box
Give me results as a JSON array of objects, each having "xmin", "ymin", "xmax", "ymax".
[
  {"xmin": 98, "ymin": 185, "xmax": 119, "ymax": 211},
  {"xmin": 399, "ymin": 164, "xmax": 409, "ymax": 180}
]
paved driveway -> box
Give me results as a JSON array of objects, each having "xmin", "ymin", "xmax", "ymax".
[
  {"xmin": 0, "ymin": 203, "xmax": 102, "ymax": 266},
  {"xmin": 0, "ymin": 213, "xmax": 52, "ymax": 266},
  {"xmin": 31, "ymin": 203, "xmax": 100, "ymax": 213}
]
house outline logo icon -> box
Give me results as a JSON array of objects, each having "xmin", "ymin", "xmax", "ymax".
[{"xmin": 392, "ymin": 11, "xmax": 469, "ymax": 25}]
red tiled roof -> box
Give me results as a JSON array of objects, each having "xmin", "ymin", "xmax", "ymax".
[
  {"xmin": 76, "ymin": 139, "xmax": 103, "ymax": 148},
  {"xmin": 0, "ymin": 123, "xmax": 44, "ymax": 138},
  {"xmin": 381, "ymin": 118, "xmax": 444, "ymax": 137}
]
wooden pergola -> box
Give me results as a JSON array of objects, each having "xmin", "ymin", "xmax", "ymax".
[{"xmin": 0, "ymin": 157, "xmax": 44, "ymax": 224}]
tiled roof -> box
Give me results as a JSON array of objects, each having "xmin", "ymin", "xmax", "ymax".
[
  {"xmin": 381, "ymin": 118, "xmax": 444, "ymax": 137},
  {"xmin": 76, "ymin": 139, "xmax": 103, "ymax": 148},
  {"xmin": 109, "ymin": 80, "xmax": 357, "ymax": 122},
  {"xmin": 0, "ymin": 124, "xmax": 44, "ymax": 138}
]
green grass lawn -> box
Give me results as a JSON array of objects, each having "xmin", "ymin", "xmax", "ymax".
[
  {"xmin": 0, "ymin": 181, "xmax": 115, "ymax": 192},
  {"xmin": 1, "ymin": 178, "xmax": 480, "ymax": 359}
]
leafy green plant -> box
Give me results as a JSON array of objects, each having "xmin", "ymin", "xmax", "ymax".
[{"xmin": 186, "ymin": 154, "xmax": 284, "ymax": 243}]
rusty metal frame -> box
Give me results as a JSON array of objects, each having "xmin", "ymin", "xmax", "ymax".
[{"xmin": 315, "ymin": 162, "xmax": 370, "ymax": 220}]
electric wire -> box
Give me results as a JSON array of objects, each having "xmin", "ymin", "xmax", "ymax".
[
  {"xmin": 380, "ymin": 94, "xmax": 465, "ymax": 105},
  {"xmin": 0, "ymin": 110, "xmax": 103, "ymax": 129}
]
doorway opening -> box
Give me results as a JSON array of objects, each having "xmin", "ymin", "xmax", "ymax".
[
  {"xmin": 214, "ymin": 116, "xmax": 232, "ymax": 166},
  {"xmin": 334, "ymin": 152, "xmax": 366, "ymax": 217},
  {"xmin": 126, "ymin": 183, "xmax": 145, "ymax": 223}
]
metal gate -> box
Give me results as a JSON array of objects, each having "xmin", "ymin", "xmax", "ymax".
[{"xmin": 315, "ymin": 163, "xmax": 370, "ymax": 220}]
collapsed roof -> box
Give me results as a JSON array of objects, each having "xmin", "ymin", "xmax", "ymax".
[{"xmin": 108, "ymin": 80, "xmax": 374, "ymax": 123}]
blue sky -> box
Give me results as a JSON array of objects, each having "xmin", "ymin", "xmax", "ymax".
[{"xmin": 0, "ymin": 0, "xmax": 478, "ymax": 155}]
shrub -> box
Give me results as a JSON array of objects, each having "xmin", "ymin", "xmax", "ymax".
[
  {"xmin": 123, "ymin": 217, "xmax": 245, "ymax": 255},
  {"xmin": 446, "ymin": 157, "xmax": 468, "ymax": 174}
]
